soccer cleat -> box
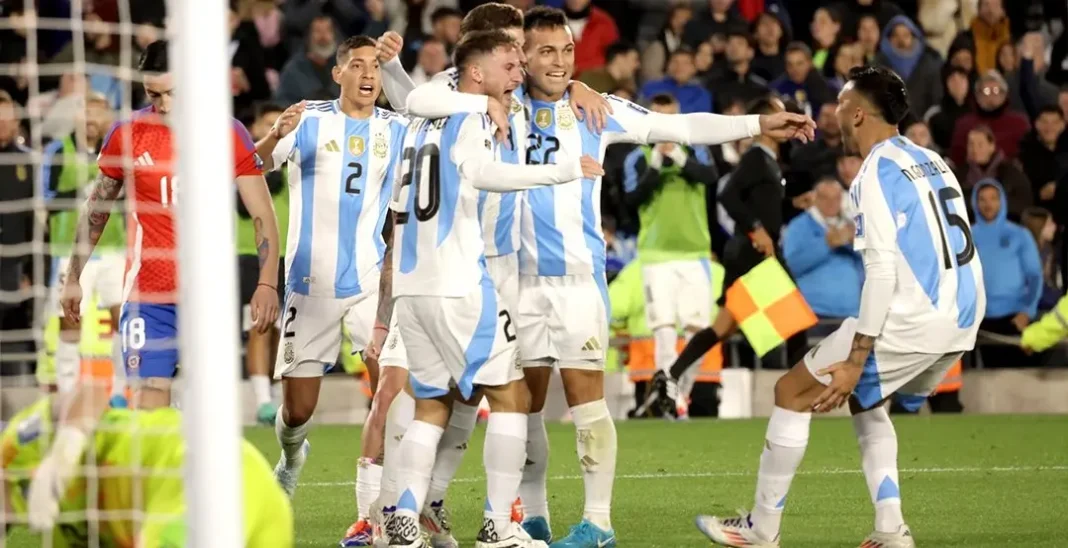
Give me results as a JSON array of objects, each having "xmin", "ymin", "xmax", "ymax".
[
  {"xmin": 419, "ymin": 500, "xmax": 458, "ymax": 548},
  {"xmin": 858, "ymin": 525, "xmax": 916, "ymax": 548},
  {"xmin": 650, "ymin": 370, "xmax": 680, "ymax": 419},
  {"xmin": 108, "ymin": 394, "xmax": 128, "ymax": 409},
  {"xmin": 386, "ymin": 511, "xmax": 428, "ymax": 548},
  {"xmin": 476, "ymin": 519, "xmax": 549, "ymax": 548},
  {"xmin": 521, "ymin": 516, "xmax": 552, "ymax": 543},
  {"xmin": 273, "ymin": 439, "xmax": 310, "ymax": 498},
  {"xmin": 256, "ymin": 401, "xmax": 279, "ymax": 425},
  {"xmin": 695, "ymin": 511, "xmax": 779, "ymax": 548},
  {"xmin": 549, "ymin": 519, "xmax": 616, "ymax": 548},
  {"xmin": 340, "ymin": 518, "xmax": 374, "ymax": 547}
]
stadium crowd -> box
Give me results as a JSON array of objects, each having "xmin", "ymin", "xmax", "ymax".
[{"xmin": 1, "ymin": 0, "xmax": 1067, "ymax": 415}]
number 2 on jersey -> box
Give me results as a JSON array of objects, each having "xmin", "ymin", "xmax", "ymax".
[
  {"xmin": 395, "ymin": 144, "xmax": 441, "ymax": 225},
  {"xmin": 926, "ymin": 187, "xmax": 975, "ymax": 269}
]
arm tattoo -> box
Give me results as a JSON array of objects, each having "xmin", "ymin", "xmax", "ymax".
[
  {"xmin": 375, "ymin": 215, "xmax": 395, "ymax": 327},
  {"xmin": 847, "ymin": 333, "xmax": 875, "ymax": 367},
  {"xmin": 70, "ymin": 173, "xmax": 123, "ymax": 279},
  {"xmin": 253, "ymin": 216, "xmax": 270, "ymax": 269}
]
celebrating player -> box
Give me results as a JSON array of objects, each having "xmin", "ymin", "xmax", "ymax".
[
  {"xmin": 1, "ymin": 396, "xmax": 292, "ymax": 546},
  {"xmin": 382, "ymin": 30, "xmax": 602, "ymax": 548},
  {"xmin": 512, "ymin": 8, "xmax": 815, "ymax": 547},
  {"xmin": 253, "ymin": 35, "xmax": 408, "ymax": 500},
  {"xmin": 694, "ymin": 66, "xmax": 985, "ymax": 548}
]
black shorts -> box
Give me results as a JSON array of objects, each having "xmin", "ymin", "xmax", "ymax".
[
  {"xmin": 238, "ymin": 255, "xmax": 285, "ymax": 333},
  {"xmin": 717, "ymin": 236, "xmax": 789, "ymax": 307}
]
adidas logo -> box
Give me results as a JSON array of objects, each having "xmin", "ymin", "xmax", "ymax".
[
  {"xmin": 133, "ymin": 151, "xmax": 155, "ymax": 167},
  {"xmin": 322, "ymin": 140, "xmax": 341, "ymax": 153},
  {"xmin": 581, "ymin": 337, "xmax": 602, "ymax": 351}
]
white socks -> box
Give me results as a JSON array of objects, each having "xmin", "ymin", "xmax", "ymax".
[
  {"xmin": 571, "ymin": 400, "xmax": 616, "ymax": 531},
  {"xmin": 356, "ymin": 457, "xmax": 383, "ymax": 520},
  {"xmin": 394, "ymin": 420, "xmax": 444, "ymax": 521},
  {"xmin": 377, "ymin": 391, "xmax": 415, "ymax": 516},
  {"xmin": 484, "ymin": 412, "xmax": 528, "ymax": 533},
  {"xmin": 520, "ymin": 411, "xmax": 550, "ymax": 523},
  {"xmin": 426, "ymin": 403, "xmax": 478, "ymax": 505},
  {"xmin": 55, "ymin": 340, "xmax": 80, "ymax": 395},
  {"xmin": 853, "ymin": 406, "xmax": 904, "ymax": 533},
  {"xmin": 275, "ymin": 408, "xmax": 309, "ymax": 463},
  {"xmin": 652, "ymin": 326, "xmax": 678, "ymax": 372},
  {"xmin": 751, "ymin": 406, "xmax": 810, "ymax": 542},
  {"xmin": 251, "ymin": 374, "xmax": 272, "ymax": 407}
]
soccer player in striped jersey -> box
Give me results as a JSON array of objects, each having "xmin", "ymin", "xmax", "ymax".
[
  {"xmin": 380, "ymin": 30, "xmax": 602, "ymax": 548},
  {"xmin": 513, "ymin": 9, "xmax": 815, "ymax": 548},
  {"xmin": 253, "ymin": 35, "xmax": 408, "ymax": 499},
  {"xmin": 695, "ymin": 67, "xmax": 985, "ymax": 548}
]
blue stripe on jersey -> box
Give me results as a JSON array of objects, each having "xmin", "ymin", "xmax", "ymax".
[
  {"xmin": 899, "ymin": 141, "xmax": 978, "ymax": 328},
  {"xmin": 477, "ymin": 190, "xmax": 488, "ymax": 221},
  {"xmin": 458, "ymin": 271, "xmax": 499, "ymax": 400},
  {"xmin": 290, "ymin": 116, "xmax": 320, "ymax": 295},
  {"xmin": 527, "ymin": 103, "xmax": 566, "ymax": 275},
  {"xmin": 335, "ymin": 117, "xmax": 371, "ymax": 298},
  {"xmin": 376, "ymin": 129, "xmax": 402, "ymax": 265},
  {"xmin": 492, "ymin": 118, "xmax": 522, "ymax": 256},
  {"xmin": 399, "ymin": 124, "xmax": 429, "ymax": 274},
  {"xmin": 579, "ymin": 120, "xmax": 622, "ymax": 274},
  {"xmin": 877, "ymin": 156, "xmax": 940, "ymax": 305},
  {"xmin": 437, "ymin": 116, "xmax": 465, "ymax": 245}
]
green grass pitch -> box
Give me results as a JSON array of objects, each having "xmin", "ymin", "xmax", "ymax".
[{"xmin": 249, "ymin": 414, "xmax": 1068, "ymax": 547}]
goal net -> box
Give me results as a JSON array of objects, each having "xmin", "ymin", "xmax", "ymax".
[{"xmin": 1, "ymin": 0, "xmax": 244, "ymax": 546}]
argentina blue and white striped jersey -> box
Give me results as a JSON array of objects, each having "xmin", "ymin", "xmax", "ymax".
[
  {"xmin": 391, "ymin": 113, "xmax": 494, "ymax": 298},
  {"xmin": 519, "ymin": 94, "xmax": 659, "ymax": 276},
  {"xmin": 270, "ymin": 101, "xmax": 407, "ymax": 298},
  {"xmin": 850, "ymin": 136, "xmax": 986, "ymax": 354}
]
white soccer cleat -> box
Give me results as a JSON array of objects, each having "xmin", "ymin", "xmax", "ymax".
[
  {"xmin": 859, "ymin": 525, "xmax": 916, "ymax": 548},
  {"xmin": 475, "ymin": 520, "xmax": 549, "ymax": 548},
  {"xmin": 420, "ymin": 501, "xmax": 459, "ymax": 548},
  {"xmin": 695, "ymin": 511, "xmax": 780, "ymax": 547},
  {"xmin": 273, "ymin": 439, "xmax": 310, "ymax": 498},
  {"xmin": 386, "ymin": 511, "xmax": 429, "ymax": 548}
]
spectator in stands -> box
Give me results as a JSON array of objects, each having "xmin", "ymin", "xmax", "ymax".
[
  {"xmin": 950, "ymin": 70, "xmax": 1030, "ymax": 166},
  {"xmin": 824, "ymin": 42, "xmax": 865, "ymax": 92},
  {"xmin": 926, "ymin": 66, "xmax": 972, "ymax": 152},
  {"xmin": 707, "ymin": 30, "xmax": 767, "ymax": 113},
  {"xmin": 751, "ymin": 11, "xmax": 787, "ymax": 81},
  {"xmin": 1020, "ymin": 207, "xmax": 1062, "ymax": 311},
  {"xmin": 875, "ymin": 15, "xmax": 944, "ymax": 120},
  {"xmin": 838, "ymin": 0, "xmax": 903, "ymax": 41},
  {"xmin": 580, "ymin": 41, "xmax": 639, "ymax": 94},
  {"xmin": 430, "ymin": 7, "xmax": 462, "ymax": 53},
  {"xmin": 641, "ymin": 48, "xmax": 712, "ymax": 114},
  {"xmin": 603, "ymin": 215, "xmax": 636, "ymax": 283},
  {"xmin": 1060, "ymin": 86, "xmax": 1068, "ymax": 120},
  {"xmin": 243, "ymin": 0, "xmax": 288, "ymax": 74},
  {"xmin": 282, "ymin": 0, "xmax": 383, "ymax": 54},
  {"xmin": 837, "ymin": 152, "xmax": 862, "ymax": 187},
  {"xmin": 275, "ymin": 15, "xmax": 339, "ymax": 104},
  {"xmin": 959, "ymin": 0, "xmax": 1011, "ymax": 75},
  {"xmin": 770, "ymin": 42, "xmax": 834, "ymax": 118},
  {"xmin": 229, "ymin": 1, "xmax": 271, "ymax": 122},
  {"xmin": 810, "ymin": 7, "xmax": 842, "ymax": 71},
  {"xmin": 946, "ymin": 33, "xmax": 977, "ymax": 79},
  {"xmin": 0, "ymin": 91, "xmax": 35, "ymax": 332},
  {"xmin": 29, "ymin": 72, "xmax": 88, "ymax": 141},
  {"xmin": 694, "ymin": 41, "xmax": 715, "ymax": 80},
  {"xmin": 961, "ymin": 125, "xmax": 1032, "ymax": 220},
  {"xmin": 790, "ymin": 101, "xmax": 842, "ymax": 183},
  {"xmin": 903, "ymin": 118, "xmax": 937, "ymax": 152},
  {"xmin": 971, "ymin": 178, "xmax": 1044, "ymax": 367},
  {"xmin": 641, "ymin": 3, "xmax": 691, "ymax": 83},
  {"xmin": 855, "ymin": 14, "xmax": 881, "ymax": 63},
  {"xmin": 683, "ymin": 0, "xmax": 745, "ymax": 49},
  {"xmin": 1002, "ymin": 36, "xmax": 1060, "ymax": 117},
  {"xmin": 409, "ymin": 37, "xmax": 448, "ymax": 87},
  {"xmin": 563, "ymin": 0, "xmax": 620, "ymax": 76},
  {"xmin": 783, "ymin": 178, "xmax": 862, "ymax": 319},
  {"xmin": 1017, "ymin": 105, "xmax": 1068, "ymax": 211}
]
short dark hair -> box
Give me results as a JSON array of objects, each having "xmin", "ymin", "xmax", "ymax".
[
  {"xmin": 524, "ymin": 6, "xmax": 568, "ymax": 32},
  {"xmin": 847, "ymin": 65, "xmax": 910, "ymax": 124},
  {"xmin": 747, "ymin": 94, "xmax": 784, "ymax": 116},
  {"xmin": 669, "ymin": 46, "xmax": 695, "ymax": 60},
  {"xmin": 726, "ymin": 28, "xmax": 756, "ymax": 49},
  {"xmin": 336, "ymin": 35, "xmax": 376, "ymax": 64},
  {"xmin": 431, "ymin": 7, "xmax": 463, "ymax": 24},
  {"xmin": 255, "ymin": 102, "xmax": 286, "ymax": 120},
  {"xmin": 649, "ymin": 93, "xmax": 678, "ymax": 107},
  {"xmin": 784, "ymin": 41, "xmax": 812, "ymax": 59},
  {"xmin": 1037, "ymin": 104, "xmax": 1064, "ymax": 119},
  {"xmin": 454, "ymin": 30, "xmax": 518, "ymax": 71},
  {"xmin": 605, "ymin": 41, "xmax": 637, "ymax": 63},
  {"xmin": 461, "ymin": 3, "xmax": 524, "ymax": 35},
  {"xmin": 139, "ymin": 40, "xmax": 169, "ymax": 73}
]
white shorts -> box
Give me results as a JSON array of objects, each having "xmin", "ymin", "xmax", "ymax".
[
  {"xmin": 378, "ymin": 253, "xmax": 519, "ymax": 372},
  {"xmin": 393, "ymin": 276, "xmax": 521, "ymax": 400},
  {"xmin": 275, "ymin": 291, "xmax": 377, "ymax": 379},
  {"xmin": 517, "ymin": 273, "xmax": 609, "ymax": 369},
  {"xmin": 804, "ymin": 318, "xmax": 963, "ymax": 410},
  {"xmin": 49, "ymin": 254, "xmax": 125, "ymax": 316},
  {"xmin": 642, "ymin": 259, "xmax": 713, "ymax": 331}
]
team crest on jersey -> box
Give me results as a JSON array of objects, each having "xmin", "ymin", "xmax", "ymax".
[
  {"xmin": 854, "ymin": 214, "xmax": 864, "ymax": 237},
  {"xmin": 127, "ymin": 355, "xmax": 140, "ymax": 370},
  {"xmin": 510, "ymin": 97, "xmax": 523, "ymax": 114},
  {"xmin": 284, "ymin": 341, "xmax": 295, "ymax": 364},
  {"xmin": 349, "ymin": 136, "xmax": 366, "ymax": 157},
  {"xmin": 373, "ymin": 133, "xmax": 388, "ymax": 158},
  {"xmin": 534, "ymin": 108, "xmax": 553, "ymax": 129},
  {"xmin": 387, "ymin": 333, "xmax": 398, "ymax": 350},
  {"xmin": 557, "ymin": 104, "xmax": 576, "ymax": 130}
]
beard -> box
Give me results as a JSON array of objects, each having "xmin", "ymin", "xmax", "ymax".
[{"xmin": 840, "ymin": 127, "xmax": 860, "ymax": 155}]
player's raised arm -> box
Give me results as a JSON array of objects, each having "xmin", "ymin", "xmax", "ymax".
[
  {"xmin": 376, "ymin": 31, "xmax": 417, "ymax": 113},
  {"xmin": 255, "ymin": 101, "xmax": 304, "ymax": 172},
  {"xmin": 454, "ymin": 114, "xmax": 603, "ymax": 191}
]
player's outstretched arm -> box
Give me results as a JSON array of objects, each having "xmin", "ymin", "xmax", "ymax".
[
  {"xmin": 636, "ymin": 104, "xmax": 816, "ymax": 147},
  {"xmin": 236, "ymin": 174, "xmax": 281, "ymax": 332},
  {"xmin": 376, "ymin": 31, "xmax": 417, "ymax": 114},
  {"xmin": 60, "ymin": 172, "xmax": 123, "ymax": 325}
]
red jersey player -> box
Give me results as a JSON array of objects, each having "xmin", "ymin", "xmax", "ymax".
[{"xmin": 58, "ymin": 40, "xmax": 281, "ymax": 410}]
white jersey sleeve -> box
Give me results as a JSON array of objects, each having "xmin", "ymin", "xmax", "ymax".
[
  {"xmin": 850, "ymin": 154, "xmax": 899, "ymax": 253},
  {"xmin": 271, "ymin": 111, "xmax": 307, "ymax": 170},
  {"xmin": 599, "ymin": 94, "xmax": 761, "ymax": 147},
  {"xmin": 405, "ymin": 68, "xmax": 491, "ymax": 119},
  {"xmin": 380, "ymin": 57, "xmax": 416, "ymax": 114}
]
